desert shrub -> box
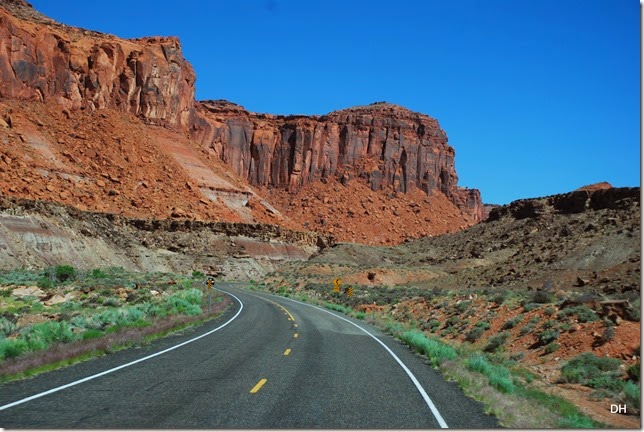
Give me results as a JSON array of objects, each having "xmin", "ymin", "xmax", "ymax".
[
  {"xmin": 622, "ymin": 381, "xmax": 640, "ymax": 408},
  {"xmin": 624, "ymin": 298, "xmax": 640, "ymax": 322},
  {"xmin": 70, "ymin": 315, "xmax": 103, "ymax": 330},
  {"xmin": 456, "ymin": 300, "xmax": 470, "ymax": 313},
  {"xmin": 0, "ymin": 338, "xmax": 29, "ymax": 360},
  {"xmin": 544, "ymin": 342, "xmax": 560, "ymax": 354},
  {"xmin": 519, "ymin": 324, "xmax": 535, "ymax": 336},
  {"xmin": 174, "ymin": 288, "xmax": 202, "ymax": 304},
  {"xmin": 355, "ymin": 312, "xmax": 365, "ymax": 320},
  {"xmin": 627, "ymin": 361, "xmax": 640, "ymax": 382},
  {"xmin": 36, "ymin": 277, "xmax": 54, "ymax": 290},
  {"xmin": 561, "ymin": 353, "xmax": 622, "ymax": 389},
  {"xmin": 523, "ymin": 303, "xmax": 540, "ymax": 312},
  {"xmin": 542, "ymin": 319, "xmax": 557, "ymax": 329},
  {"xmin": 501, "ymin": 316, "xmax": 523, "ymax": 330},
  {"xmin": 530, "ymin": 290, "xmax": 555, "ymax": 304},
  {"xmin": 510, "ymin": 351, "xmax": 525, "ymax": 361},
  {"xmin": 465, "ymin": 326, "xmax": 486, "ymax": 342},
  {"xmin": 557, "ymin": 305, "xmax": 599, "ymax": 323},
  {"xmin": 484, "ymin": 331, "xmax": 509, "ymax": 352},
  {"xmin": 475, "ymin": 321, "xmax": 491, "ymax": 330},
  {"xmin": 575, "ymin": 306, "xmax": 599, "ymax": 323},
  {"xmin": 598, "ymin": 326, "xmax": 616, "ymax": 344},
  {"xmin": 90, "ymin": 268, "xmax": 108, "ymax": 279},
  {"xmin": 491, "ymin": 291, "xmax": 507, "ymax": 305},
  {"xmin": 424, "ymin": 318, "xmax": 440, "ymax": 331},
  {"xmin": 559, "ymin": 414, "xmax": 597, "ymax": 428},
  {"xmin": 138, "ymin": 302, "xmax": 165, "ymax": 318},
  {"xmin": 102, "ymin": 297, "xmax": 120, "ymax": 307},
  {"xmin": 21, "ymin": 321, "xmax": 76, "ymax": 351},
  {"xmin": 165, "ymin": 296, "xmax": 201, "ymax": 316},
  {"xmin": 0, "ymin": 316, "xmax": 16, "ymax": 337},
  {"xmin": 59, "ymin": 300, "xmax": 83, "ymax": 312},
  {"xmin": 538, "ymin": 329, "xmax": 560, "ymax": 345},
  {"xmin": 191, "ymin": 270, "xmax": 205, "ymax": 279},
  {"xmin": 55, "ymin": 265, "xmax": 76, "ymax": 282},
  {"xmin": 446, "ymin": 315, "xmax": 462, "ymax": 327},
  {"xmin": 544, "ymin": 306, "xmax": 556, "ymax": 316}
]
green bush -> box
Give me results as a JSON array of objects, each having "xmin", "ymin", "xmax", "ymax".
[
  {"xmin": 0, "ymin": 316, "xmax": 16, "ymax": 337},
  {"xmin": 102, "ymin": 297, "xmax": 120, "ymax": 307},
  {"xmin": 538, "ymin": 329, "xmax": 560, "ymax": 345},
  {"xmin": 0, "ymin": 338, "xmax": 29, "ymax": 360},
  {"xmin": 501, "ymin": 316, "xmax": 523, "ymax": 330},
  {"xmin": 519, "ymin": 324, "xmax": 535, "ymax": 336},
  {"xmin": 475, "ymin": 321, "xmax": 491, "ymax": 330},
  {"xmin": 20, "ymin": 321, "xmax": 76, "ymax": 351},
  {"xmin": 55, "ymin": 265, "xmax": 76, "ymax": 282},
  {"xmin": 625, "ymin": 299, "xmax": 640, "ymax": 322},
  {"xmin": 622, "ymin": 381, "xmax": 640, "ymax": 407},
  {"xmin": 175, "ymin": 288, "xmax": 203, "ymax": 305},
  {"xmin": 557, "ymin": 305, "xmax": 599, "ymax": 323},
  {"xmin": 165, "ymin": 296, "xmax": 201, "ymax": 316},
  {"xmin": 523, "ymin": 303, "xmax": 540, "ymax": 312},
  {"xmin": 559, "ymin": 414, "xmax": 597, "ymax": 428},
  {"xmin": 90, "ymin": 268, "xmax": 108, "ymax": 279},
  {"xmin": 544, "ymin": 342, "xmax": 560, "ymax": 354},
  {"xmin": 544, "ymin": 306, "xmax": 556, "ymax": 316},
  {"xmin": 484, "ymin": 332, "xmax": 509, "ymax": 352},
  {"xmin": 561, "ymin": 353, "xmax": 622, "ymax": 389},
  {"xmin": 191, "ymin": 270, "xmax": 205, "ymax": 279},
  {"xmin": 465, "ymin": 326, "xmax": 485, "ymax": 342},
  {"xmin": 36, "ymin": 277, "xmax": 54, "ymax": 290},
  {"xmin": 530, "ymin": 290, "xmax": 555, "ymax": 304},
  {"xmin": 627, "ymin": 361, "xmax": 640, "ymax": 382}
]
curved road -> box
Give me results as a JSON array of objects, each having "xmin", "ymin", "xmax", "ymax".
[{"xmin": 0, "ymin": 284, "xmax": 499, "ymax": 428}]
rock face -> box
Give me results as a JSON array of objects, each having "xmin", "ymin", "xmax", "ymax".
[
  {"xmin": 0, "ymin": 1, "xmax": 196, "ymax": 128},
  {"xmin": 192, "ymin": 101, "xmax": 485, "ymax": 221},
  {"xmin": 0, "ymin": 1, "xmax": 484, "ymax": 222}
]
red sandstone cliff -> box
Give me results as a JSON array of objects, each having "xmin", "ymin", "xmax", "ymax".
[
  {"xmin": 0, "ymin": 0, "xmax": 196, "ymax": 128},
  {"xmin": 0, "ymin": 0, "xmax": 484, "ymax": 223},
  {"xmin": 192, "ymin": 100, "xmax": 485, "ymax": 221}
]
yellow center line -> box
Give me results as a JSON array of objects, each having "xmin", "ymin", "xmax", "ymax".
[
  {"xmin": 284, "ymin": 348, "xmax": 291, "ymax": 356},
  {"xmin": 294, "ymin": 333, "xmax": 298, "ymax": 338},
  {"xmin": 269, "ymin": 300, "xmax": 296, "ymax": 322},
  {"xmin": 294, "ymin": 324, "xmax": 298, "ymax": 328},
  {"xmin": 250, "ymin": 378, "xmax": 267, "ymax": 394}
]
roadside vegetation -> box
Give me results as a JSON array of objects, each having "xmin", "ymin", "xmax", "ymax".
[
  {"xmin": 0, "ymin": 266, "xmax": 228, "ymax": 381},
  {"xmin": 255, "ymin": 278, "xmax": 640, "ymax": 428}
]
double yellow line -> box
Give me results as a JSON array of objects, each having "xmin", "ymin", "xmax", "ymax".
[{"xmin": 249, "ymin": 299, "xmax": 298, "ymax": 394}]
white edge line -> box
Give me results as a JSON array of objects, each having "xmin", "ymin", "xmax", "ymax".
[
  {"xmin": 253, "ymin": 290, "xmax": 449, "ymax": 429},
  {"xmin": 0, "ymin": 289, "xmax": 243, "ymax": 412}
]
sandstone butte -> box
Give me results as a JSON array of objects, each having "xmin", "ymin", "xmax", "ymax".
[{"xmin": 0, "ymin": 0, "xmax": 484, "ymax": 244}]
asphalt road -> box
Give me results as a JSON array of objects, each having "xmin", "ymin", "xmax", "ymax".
[{"xmin": 0, "ymin": 284, "xmax": 500, "ymax": 428}]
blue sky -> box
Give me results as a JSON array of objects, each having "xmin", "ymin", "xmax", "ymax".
[{"xmin": 29, "ymin": 0, "xmax": 639, "ymax": 204}]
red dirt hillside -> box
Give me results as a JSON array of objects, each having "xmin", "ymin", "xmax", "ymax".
[{"xmin": 0, "ymin": 0, "xmax": 483, "ymax": 243}]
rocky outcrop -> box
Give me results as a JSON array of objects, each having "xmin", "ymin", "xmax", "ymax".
[
  {"xmin": 0, "ymin": 1, "xmax": 196, "ymax": 128},
  {"xmin": 486, "ymin": 187, "xmax": 640, "ymax": 221},
  {"xmin": 0, "ymin": 1, "xmax": 483, "ymax": 221},
  {"xmin": 192, "ymin": 100, "xmax": 485, "ymax": 221}
]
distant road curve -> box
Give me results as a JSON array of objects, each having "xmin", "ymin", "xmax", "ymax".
[{"xmin": 0, "ymin": 283, "xmax": 499, "ymax": 428}]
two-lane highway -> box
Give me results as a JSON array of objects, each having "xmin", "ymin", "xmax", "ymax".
[{"xmin": 0, "ymin": 284, "xmax": 499, "ymax": 428}]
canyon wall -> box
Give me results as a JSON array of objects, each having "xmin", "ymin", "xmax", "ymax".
[
  {"xmin": 192, "ymin": 101, "xmax": 485, "ymax": 220},
  {"xmin": 0, "ymin": 1, "xmax": 195, "ymax": 128},
  {"xmin": 0, "ymin": 0, "xmax": 484, "ymax": 221}
]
